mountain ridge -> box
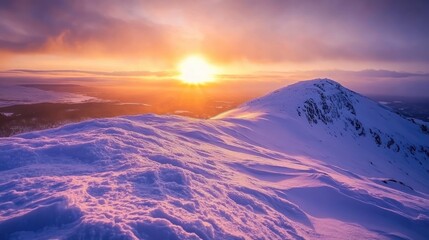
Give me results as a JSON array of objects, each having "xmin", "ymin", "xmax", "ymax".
[{"xmin": 216, "ymin": 79, "xmax": 429, "ymax": 192}]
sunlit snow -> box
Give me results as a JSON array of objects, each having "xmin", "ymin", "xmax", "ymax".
[{"xmin": 0, "ymin": 79, "xmax": 428, "ymax": 239}]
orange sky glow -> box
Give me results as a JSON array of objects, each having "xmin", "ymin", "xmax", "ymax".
[{"xmin": 0, "ymin": 1, "xmax": 428, "ymax": 97}]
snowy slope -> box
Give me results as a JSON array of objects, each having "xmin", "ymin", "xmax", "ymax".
[{"xmin": 0, "ymin": 79, "xmax": 428, "ymax": 240}]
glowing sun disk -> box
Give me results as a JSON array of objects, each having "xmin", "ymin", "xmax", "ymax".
[{"xmin": 178, "ymin": 56, "xmax": 216, "ymax": 84}]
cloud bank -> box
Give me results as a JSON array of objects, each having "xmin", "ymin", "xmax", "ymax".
[{"xmin": 1, "ymin": 0, "xmax": 429, "ymax": 67}]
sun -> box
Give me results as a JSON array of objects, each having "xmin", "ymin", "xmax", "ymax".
[{"xmin": 178, "ymin": 55, "xmax": 217, "ymax": 84}]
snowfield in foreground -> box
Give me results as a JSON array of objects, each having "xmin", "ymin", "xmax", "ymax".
[{"xmin": 0, "ymin": 79, "xmax": 428, "ymax": 239}]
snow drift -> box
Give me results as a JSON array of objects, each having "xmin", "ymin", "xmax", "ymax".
[{"xmin": 0, "ymin": 79, "xmax": 428, "ymax": 239}]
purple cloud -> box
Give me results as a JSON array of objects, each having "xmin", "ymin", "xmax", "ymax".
[{"xmin": 0, "ymin": 0, "xmax": 428, "ymax": 64}]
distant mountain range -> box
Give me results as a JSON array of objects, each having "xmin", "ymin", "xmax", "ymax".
[{"xmin": 0, "ymin": 79, "xmax": 428, "ymax": 239}]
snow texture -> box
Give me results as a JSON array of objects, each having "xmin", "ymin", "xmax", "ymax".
[{"xmin": 0, "ymin": 79, "xmax": 428, "ymax": 239}]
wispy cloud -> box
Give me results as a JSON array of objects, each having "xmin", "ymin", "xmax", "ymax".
[
  {"xmin": 3, "ymin": 69, "xmax": 176, "ymax": 77},
  {"xmin": 1, "ymin": 68, "xmax": 428, "ymax": 97}
]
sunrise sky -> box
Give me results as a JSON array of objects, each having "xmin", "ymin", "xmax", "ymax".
[{"xmin": 1, "ymin": 0, "xmax": 429, "ymax": 96}]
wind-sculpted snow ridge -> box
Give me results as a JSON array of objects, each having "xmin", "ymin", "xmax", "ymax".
[{"xmin": 1, "ymin": 79, "xmax": 428, "ymax": 239}]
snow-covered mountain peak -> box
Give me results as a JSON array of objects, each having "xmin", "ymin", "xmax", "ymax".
[
  {"xmin": 217, "ymin": 79, "xmax": 429, "ymax": 193},
  {"xmin": 218, "ymin": 78, "xmax": 365, "ymax": 121},
  {"xmin": 218, "ymin": 79, "xmax": 428, "ymax": 154},
  {"xmin": 243, "ymin": 78, "xmax": 357, "ymax": 121}
]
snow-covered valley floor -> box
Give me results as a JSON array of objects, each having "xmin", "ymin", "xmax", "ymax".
[
  {"xmin": 0, "ymin": 85, "xmax": 98, "ymax": 107},
  {"xmin": 1, "ymin": 79, "xmax": 428, "ymax": 239}
]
